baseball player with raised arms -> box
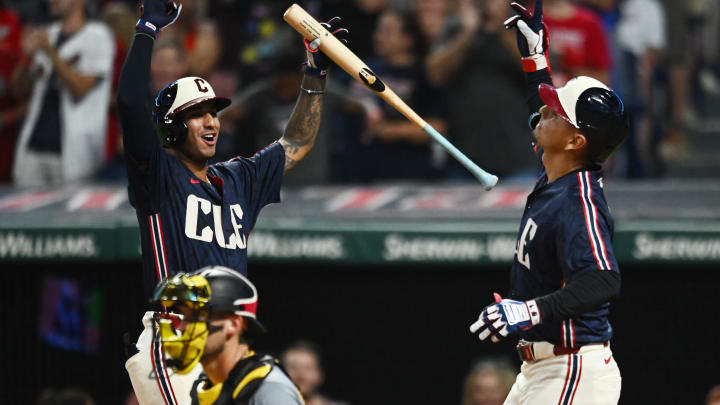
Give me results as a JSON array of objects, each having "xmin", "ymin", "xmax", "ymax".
[
  {"xmin": 469, "ymin": 1, "xmax": 627, "ymax": 404},
  {"xmin": 116, "ymin": 1, "xmax": 348, "ymax": 404}
]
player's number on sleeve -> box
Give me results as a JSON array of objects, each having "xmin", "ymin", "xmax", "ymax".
[{"xmin": 516, "ymin": 218, "xmax": 537, "ymax": 270}]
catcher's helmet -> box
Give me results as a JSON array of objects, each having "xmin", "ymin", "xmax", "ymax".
[
  {"xmin": 151, "ymin": 266, "xmax": 265, "ymax": 373},
  {"xmin": 153, "ymin": 76, "xmax": 231, "ymax": 147},
  {"xmin": 191, "ymin": 266, "xmax": 267, "ymax": 339},
  {"xmin": 539, "ymin": 76, "xmax": 628, "ymax": 163}
]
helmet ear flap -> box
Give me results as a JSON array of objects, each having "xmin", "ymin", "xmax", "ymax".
[
  {"xmin": 156, "ymin": 118, "xmax": 188, "ymax": 147},
  {"xmin": 153, "ymin": 81, "xmax": 188, "ymax": 147}
]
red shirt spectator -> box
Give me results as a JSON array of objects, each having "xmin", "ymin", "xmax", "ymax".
[
  {"xmin": 0, "ymin": 6, "xmax": 22, "ymax": 182},
  {"xmin": 543, "ymin": 1, "xmax": 612, "ymax": 86}
]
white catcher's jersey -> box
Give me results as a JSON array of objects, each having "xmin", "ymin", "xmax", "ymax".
[{"xmin": 126, "ymin": 311, "xmax": 202, "ymax": 405}]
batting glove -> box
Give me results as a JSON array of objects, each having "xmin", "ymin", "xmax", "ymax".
[
  {"xmin": 504, "ymin": 0, "xmax": 551, "ymax": 73},
  {"xmin": 304, "ymin": 16, "xmax": 349, "ymax": 79},
  {"xmin": 469, "ymin": 293, "xmax": 541, "ymax": 343},
  {"xmin": 136, "ymin": 0, "xmax": 182, "ymax": 39}
]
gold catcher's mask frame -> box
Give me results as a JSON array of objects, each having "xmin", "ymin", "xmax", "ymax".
[{"xmin": 152, "ymin": 273, "xmax": 212, "ymax": 374}]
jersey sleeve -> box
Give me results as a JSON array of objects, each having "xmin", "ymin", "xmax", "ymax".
[
  {"xmin": 248, "ymin": 381, "xmax": 304, "ymax": 405},
  {"xmin": 125, "ymin": 144, "xmax": 173, "ymax": 213},
  {"xmin": 556, "ymin": 174, "xmax": 619, "ymax": 281},
  {"xmin": 247, "ymin": 368, "xmax": 304, "ymax": 405},
  {"xmin": 117, "ymin": 33, "xmax": 160, "ymax": 164},
  {"xmin": 221, "ymin": 142, "xmax": 285, "ymax": 220}
]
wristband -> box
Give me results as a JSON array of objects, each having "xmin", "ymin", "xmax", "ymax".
[
  {"xmin": 304, "ymin": 64, "xmax": 327, "ymax": 79},
  {"xmin": 300, "ymin": 86, "xmax": 324, "ymax": 95},
  {"xmin": 526, "ymin": 299, "xmax": 541, "ymax": 325},
  {"xmin": 521, "ymin": 54, "xmax": 548, "ymax": 73},
  {"xmin": 136, "ymin": 19, "xmax": 159, "ymax": 38}
]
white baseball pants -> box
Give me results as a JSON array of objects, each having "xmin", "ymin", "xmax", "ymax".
[{"xmin": 504, "ymin": 342, "xmax": 621, "ymax": 405}]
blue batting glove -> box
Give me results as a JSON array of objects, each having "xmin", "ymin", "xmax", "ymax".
[
  {"xmin": 469, "ymin": 293, "xmax": 541, "ymax": 343},
  {"xmin": 136, "ymin": 0, "xmax": 182, "ymax": 38},
  {"xmin": 503, "ymin": 0, "xmax": 550, "ymax": 73}
]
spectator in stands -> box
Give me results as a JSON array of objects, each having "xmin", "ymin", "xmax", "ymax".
[
  {"xmin": 96, "ymin": 1, "xmax": 137, "ymax": 182},
  {"xmin": 424, "ymin": 0, "xmax": 535, "ymax": 180},
  {"xmin": 11, "ymin": 0, "xmax": 115, "ymax": 186},
  {"xmin": 539, "ymin": 0, "xmax": 612, "ymax": 85},
  {"xmin": 324, "ymin": 0, "xmax": 392, "ymax": 61},
  {"xmin": 414, "ymin": 0, "xmax": 452, "ymax": 44},
  {"xmin": 124, "ymin": 390, "xmax": 140, "ymax": 405},
  {"xmin": 161, "ymin": 0, "xmax": 221, "ymax": 78},
  {"xmin": 656, "ymin": 0, "xmax": 711, "ymax": 164},
  {"xmin": 36, "ymin": 387, "xmax": 95, "ymax": 405},
  {"xmin": 460, "ymin": 358, "xmax": 517, "ymax": 405},
  {"xmin": 0, "ymin": 1, "xmax": 23, "ymax": 183},
  {"xmin": 345, "ymin": 5, "xmax": 446, "ymax": 182},
  {"xmin": 282, "ymin": 340, "xmax": 350, "ymax": 405},
  {"xmin": 227, "ymin": 1, "xmax": 298, "ymax": 83},
  {"xmin": 615, "ymin": 0, "xmax": 666, "ymax": 177},
  {"xmin": 150, "ymin": 38, "xmax": 189, "ymax": 95},
  {"xmin": 219, "ymin": 48, "xmax": 303, "ymax": 161},
  {"xmin": 707, "ymin": 385, "xmax": 720, "ymax": 405},
  {"xmin": 577, "ymin": 0, "xmax": 617, "ymax": 14}
]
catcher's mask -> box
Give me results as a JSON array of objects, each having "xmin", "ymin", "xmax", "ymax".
[
  {"xmin": 152, "ymin": 273, "xmax": 212, "ymax": 374},
  {"xmin": 151, "ymin": 267, "xmax": 266, "ymax": 374}
]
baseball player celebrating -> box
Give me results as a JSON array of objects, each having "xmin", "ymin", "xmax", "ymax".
[
  {"xmin": 151, "ymin": 266, "xmax": 304, "ymax": 405},
  {"xmin": 116, "ymin": 1, "xmax": 347, "ymax": 404},
  {"xmin": 469, "ymin": 1, "xmax": 627, "ymax": 404}
]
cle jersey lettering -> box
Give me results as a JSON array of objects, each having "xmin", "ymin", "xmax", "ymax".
[
  {"xmin": 516, "ymin": 218, "xmax": 537, "ymax": 270},
  {"xmin": 184, "ymin": 194, "xmax": 247, "ymax": 249}
]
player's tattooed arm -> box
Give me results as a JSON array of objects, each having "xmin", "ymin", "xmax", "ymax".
[{"xmin": 279, "ymin": 76, "xmax": 325, "ymax": 172}]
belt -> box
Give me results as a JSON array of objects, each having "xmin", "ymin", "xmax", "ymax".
[{"xmin": 516, "ymin": 340, "xmax": 609, "ymax": 363}]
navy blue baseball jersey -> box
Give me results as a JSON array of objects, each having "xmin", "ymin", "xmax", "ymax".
[
  {"xmin": 509, "ymin": 147, "xmax": 619, "ymax": 347},
  {"xmin": 127, "ymin": 141, "xmax": 284, "ymax": 297}
]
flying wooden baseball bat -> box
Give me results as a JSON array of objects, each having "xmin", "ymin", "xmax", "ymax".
[{"xmin": 283, "ymin": 4, "xmax": 499, "ymax": 190}]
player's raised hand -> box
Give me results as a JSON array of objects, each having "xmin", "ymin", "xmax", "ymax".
[
  {"xmin": 503, "ymin": 0, "xmax": 550, "ymax": 73},
  {"xmin": 137, "ymin": 0, "xmax": 182, "ymax": 38},
  {"xmin": 304, "ymin": 16, "xmax": 349, "ymax": 78},
  {"xmin": 469, "ymin": 293, "xmax": 541, "ymax": 343}
]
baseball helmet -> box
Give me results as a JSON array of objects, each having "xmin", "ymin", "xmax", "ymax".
[
  {"xmin": 153, "ymin": 76, "xmax": 231, "ymax": 147},
  {"xmin": 151, "ymin": 266, "xmax": 265, "ymax": 374},
  {"xmin": 538, "ymin": 76, "xmax": 629, "ymax": 163}
]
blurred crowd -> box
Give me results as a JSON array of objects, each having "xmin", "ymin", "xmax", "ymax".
[
  {"xmin": 35, "ymin": 349, "xmax": 720, "ymax": 405},
  {"xmin": 2, "ymin": 0, "xmax": 720, "ymax": 187}
]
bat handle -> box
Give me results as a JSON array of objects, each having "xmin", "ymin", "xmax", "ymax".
[{"xmin": 422, "ymin": 124, "xmax": 499, "ymax": 190}]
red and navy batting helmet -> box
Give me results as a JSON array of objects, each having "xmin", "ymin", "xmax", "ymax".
[{"xmin": 539, "ymin": 76, "xmax": 629, "ymax": 163}]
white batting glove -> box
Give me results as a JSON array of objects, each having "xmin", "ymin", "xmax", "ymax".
[{"xmin": 470, "ymin": 293, "xmax": 541, "ymax": 343}]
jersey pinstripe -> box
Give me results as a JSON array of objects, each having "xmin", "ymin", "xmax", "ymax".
[
  {"xmin": 127, "ymin": 141, "xmax": 285, "ymax": 297},
  {"xmin": 509, "ymin": 147, "xmax": 619, "ymax": 346}
]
